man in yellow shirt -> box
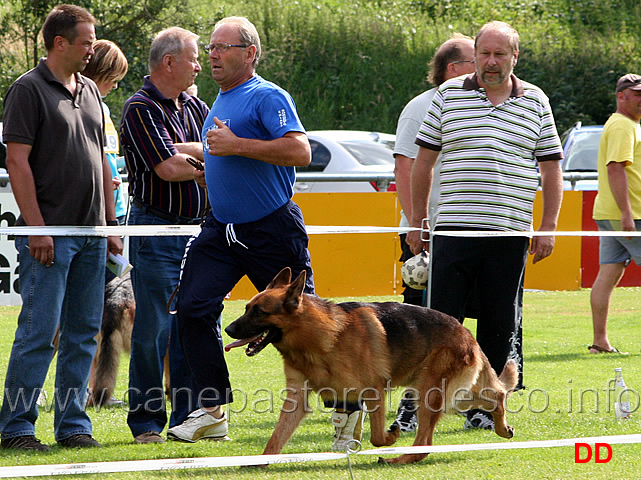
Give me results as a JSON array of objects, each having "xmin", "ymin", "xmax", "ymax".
[{"xmin": 590, "ymin": 73, "xmax": 641, "ymax": 354}]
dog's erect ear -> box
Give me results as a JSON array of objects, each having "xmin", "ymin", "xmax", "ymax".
[
  {"xmin": 266, "ymin": 267, "xmax": 292, "ymax": 290},
  {"xmin": 284, "ymin": 270, "xmax": 306, "ymax": 311}
]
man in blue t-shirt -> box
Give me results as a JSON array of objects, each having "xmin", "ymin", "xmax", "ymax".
[{"xmin": 167, "ymin": 16, "xmax": 316, "ymax": 444}]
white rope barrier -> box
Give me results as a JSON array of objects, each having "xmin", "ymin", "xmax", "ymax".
[
  {"xmin": 358, "ymin": 433, "xmax": 641, "ymax": 455},
  {"xmin": 0, "ymin": 434, "xmax": 639, "ymax": 477},
  {"xmin": 0, "ymin": 225, "xmax": 639, "ymax": 237},
  {"xmin": 0, "ymin": 223, "xmax": 636, "ymax": 476},
  {"xmin": 0, "ymin": 451, "xmax": 346, "ymax": 477}
]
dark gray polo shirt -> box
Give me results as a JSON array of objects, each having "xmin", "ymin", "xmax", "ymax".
[{"xmin": 2, "ymin": 58, "xmax": 105, "ymax": 226}]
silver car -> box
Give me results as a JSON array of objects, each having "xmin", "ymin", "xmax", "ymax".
[
  {"xmin": 295, "ymin": 130, "xmax": 396, "ymax": 193},
  {"xmin": 560, "ymin": 122, "xmax": 602, "ymax": 191}
]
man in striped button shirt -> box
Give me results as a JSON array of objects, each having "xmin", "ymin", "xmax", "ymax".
[
  {"xmin": 120, "ymin": 27, "xmax": 209, "ymax": 444},
  {"xmin": 407, "ymin": 21, "xmax": 563, "ymax": 430}
]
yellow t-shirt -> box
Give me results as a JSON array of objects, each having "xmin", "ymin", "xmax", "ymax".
[
  {"xmin": 103, "ymin": 103, "xmax": 119, "ymax": 155},
  {"xmin": 593, "ymin": 113, "xmax": 641, "ymax": 220}
]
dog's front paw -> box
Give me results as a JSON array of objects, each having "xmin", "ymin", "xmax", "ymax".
[
  {"xmin": 387, "ymin": 423, "xmax": 400, "ymax": 434},
  {"xmin": 505, "ymin": 425, "xmax": 514, "ymax": 438},
  {"xmin": 378, "ymin": 453, "xmax": 429, "ymax": 465}
]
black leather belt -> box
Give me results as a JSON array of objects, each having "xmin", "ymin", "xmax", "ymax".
[{"xmin": 132, "ymin": 198, "xmax": 201, "ymax": 225}]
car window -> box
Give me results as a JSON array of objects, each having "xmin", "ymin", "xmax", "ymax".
[
  {"xmin": 297, "ymin": 139, "xmax": 330, "ymax": 173},
  {"xmin": 564, "ymin": 130, "xmax": 601, "ymax": 172},
  {"xmin": 339, "ymin": 141, "xmax": 394, "ymax": 166}
]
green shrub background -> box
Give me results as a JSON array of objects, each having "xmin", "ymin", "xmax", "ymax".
[{"xmin": 1, "ymin": 0, "xmax": 640, "ymax": 134}]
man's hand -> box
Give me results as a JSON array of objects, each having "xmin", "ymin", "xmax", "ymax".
[
  {"xmin": 107, "ymin": 236, "xmax": 123, "ymax": 256},
  {"xmin": 206, "ymin": 117, "xmax": 238, "ymax": 157},
  {"xmin": 28, "ymin": 235, "xmax": 55, "ymax": 267},
  {"xmin": 529, "ymin": 233, "xmax": 554, "ymax": 264},
  {"xmin": 619, "ymin": 212, "xmax": 636, "ymax": 240},
  {"xmin": 405, "ymin": 230, "xmax": 423, "ymax": 255},
  {"xmin": 194, "ymin": 169, "xmax": 206, "ymax": 189},
  {"xmin": 406, "ymin": 222, "xmax": 430, "ymax": 255}
]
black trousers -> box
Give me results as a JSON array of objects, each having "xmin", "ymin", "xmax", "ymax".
[
  {"xmin": 176, "ymin": 201, "xmax": 315, "ymax": 408},
  {"xmin": 429, "ymin": 230, "xmax": 527, "ymax": 389}
]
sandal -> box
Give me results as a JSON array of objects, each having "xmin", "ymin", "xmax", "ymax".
[{"xmin": 588, "ymin": 344, "xmax": 625, "ymax": 354}]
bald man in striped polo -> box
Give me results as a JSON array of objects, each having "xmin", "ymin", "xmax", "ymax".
[{"xmin": 407, "ymin": 21, "xmax": 563, "ymax": 430}]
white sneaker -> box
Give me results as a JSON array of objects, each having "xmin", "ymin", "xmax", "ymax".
[
  {"xmin": 331, "ymin": 410, "xmax": 365, "ymax": 451},
  {"xmin": 167, "ymin": 409, "xmax": 230, "ymax": 442},
  {"xmin": 36, "ymin": 390, "xmax": 48, "ymax": 407}
]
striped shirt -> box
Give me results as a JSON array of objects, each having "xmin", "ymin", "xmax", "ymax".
[
  {"xmin": 416, "ymin": 73, "xmax": 562, "ymax": 232},
  {"xmin": 120, "ymin": 76, "xmax": 209, "ymax": 218}
]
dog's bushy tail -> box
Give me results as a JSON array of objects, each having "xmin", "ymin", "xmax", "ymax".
[
  {"xmin": 90, "ymin": 276, "xmax": 135, "ymax": 407},
  {"xmin": 91, "ymin": 307, "xmax": 123, "ymax": 407},
  {"xmin": 498, "ymin": 359, "xmax": 519, "ymax": 392}
]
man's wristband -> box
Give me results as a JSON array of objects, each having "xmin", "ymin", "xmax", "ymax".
[{"xmin": 106, "ymin": 220, "xmax": 119, "ymax": 226}]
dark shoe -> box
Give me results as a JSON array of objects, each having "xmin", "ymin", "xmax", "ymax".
[
  {"xmin": 58, "ymin": 434, "xmax": 102, "ymax": 448},
  {"xmin": 588, "ymin": 344, "xmax": 627, "ymax": 354},
  {"xmin": 464, "ymin": 409, "xmax": 494, "ymax": 430},
  {"xmin": 0, "ymin": 435, "xmax": 51, "ymax": 451},
  {"xmin": 390, "ymin": 396, "xmax": 418, "ymax": 432},
  {"xmin": 134, "ymin": 431, "xmax": 165, "ymax": 444}
]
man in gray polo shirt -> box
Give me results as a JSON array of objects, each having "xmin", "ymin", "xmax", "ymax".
[
  {"xmin": 407, "ymin": 21, "xmax": 563, "ymax": 431},
  {"xmin": 0, "ymin": 4, "xmax": 121, "ymax": 451}
]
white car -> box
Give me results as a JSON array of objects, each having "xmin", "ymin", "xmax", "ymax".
[
  {"xmin": 295, "ymin": 130, "xmax": 396, "ymax": 193},
  {"xmin": 560, "ymin": 122, "xmax": 602, "ymax": 191}
]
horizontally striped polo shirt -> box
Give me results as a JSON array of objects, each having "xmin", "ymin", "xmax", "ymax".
[{"xmin": 416, "ymin": 73, "xmax": 562, "ymax": 232}]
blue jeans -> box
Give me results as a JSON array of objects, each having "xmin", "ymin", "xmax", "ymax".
[
  {"xmin": 126, "ymin": 206, "xmax": 197, "ymax": 437},
  {"xmin": 0, "ymin": 236, "xmax": 106, "ymax": 442}
]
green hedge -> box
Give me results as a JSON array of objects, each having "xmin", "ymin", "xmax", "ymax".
[{"xmin": 1, "ymin": 0, "xmax": 640, "ymax": 135}]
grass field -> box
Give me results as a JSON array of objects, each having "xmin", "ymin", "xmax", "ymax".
[{"xmin": 0, "ymin": 287, "xmax": 640, "ymax": 479}]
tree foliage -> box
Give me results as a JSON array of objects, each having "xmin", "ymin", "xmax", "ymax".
[{"xmin": 1, "ymin": 0, "xmax": 640, "ymax": 134}]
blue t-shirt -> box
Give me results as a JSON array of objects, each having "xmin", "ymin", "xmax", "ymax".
[{"xmin": 203, "ymin": 75, "xmax": 305, "ymax": 224}]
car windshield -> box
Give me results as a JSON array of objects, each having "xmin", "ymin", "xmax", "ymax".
[
  {"xmin": 564, "ymin": 130, "xmax": 601, "ymax": 172},
  {"xmin": 339, "ymin": 141, "xmax": 395, "ymax": 166}
]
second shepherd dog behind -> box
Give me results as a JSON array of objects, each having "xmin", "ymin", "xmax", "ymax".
[{"xmin": 225, "ymin": 267, "xmax": 518, "ymax": 465}]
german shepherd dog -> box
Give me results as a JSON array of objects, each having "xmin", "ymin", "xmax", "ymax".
[{"xmin": 225, "ymin": 267, "xmax": 518, "ymax": 465}]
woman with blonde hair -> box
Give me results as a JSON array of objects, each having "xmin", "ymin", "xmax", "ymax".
[
  {"xmin": 83, "ymin": 39, "xmax": 129, "ymax": 408},
  {"xmin": 84, "ymin": 39, "xmax": 129, "ymax": 226}
]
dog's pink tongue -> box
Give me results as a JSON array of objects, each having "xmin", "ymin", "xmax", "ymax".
[{"xmin": 224, "ymin": 338, "xmax": 252, "ymax": 352}]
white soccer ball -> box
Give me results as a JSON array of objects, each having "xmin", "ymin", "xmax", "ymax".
[{"xmin": 401, "ymin": 250, "xmax": 430, "ymax": 290}]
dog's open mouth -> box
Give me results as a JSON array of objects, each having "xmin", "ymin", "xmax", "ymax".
[{"xmin": 224, "ymin": 329, "xmax": 278, "ymax": 356}]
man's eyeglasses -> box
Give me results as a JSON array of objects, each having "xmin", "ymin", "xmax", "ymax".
[
  {"xmin": 451, "ymin": 60, "xmax": 475, "ymax": 65},
  {"xmin": 204, "ymin": 43, "xmax": 249, "ymax": 54}
]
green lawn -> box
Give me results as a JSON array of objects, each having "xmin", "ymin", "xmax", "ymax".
[{"xmin": 0, "ymin": 288, "xmax": 640, "ymax": 479}]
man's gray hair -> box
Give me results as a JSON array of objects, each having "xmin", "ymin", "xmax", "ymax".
[
  {"xmin": 214, "ymin": 16, "xmax": 262, "ymax": 68},
  {"xmin": 149, "ymin": 26, "xmax": 199, "ymax": 73},
  {"xmin": 475, "ymin": 21, "xmax": 519, "ymax": 54}
]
